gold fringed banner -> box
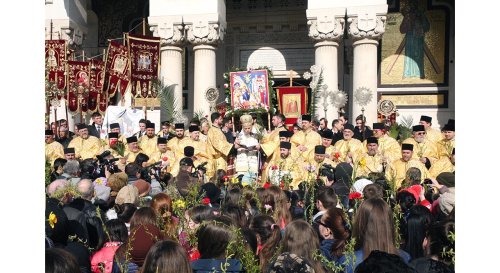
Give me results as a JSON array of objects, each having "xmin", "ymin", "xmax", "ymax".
[
  {"xmin": 127, "ymin": 34, "xmax": 161, "ymax": 98},
  {"xmin": 88, "ymin": 60, "xmax": 105, "ymax": 113},
  {"xmin": 105, "ymin": 41, "xmax": 130, "ymax": 97},
  {"xmin": 66, "ymin": 61, "xmax": 90, "ymax": 114},
  {"xmin": 45, "ymin": 40, "xmax": 67, "ymax": 98}
]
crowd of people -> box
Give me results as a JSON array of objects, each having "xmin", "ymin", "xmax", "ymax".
[{"xmin": 45, "ymin": 111, "xmax": 455, "ymax": 273}]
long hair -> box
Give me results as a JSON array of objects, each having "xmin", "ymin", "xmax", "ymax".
[
  {"xmin": 115, "ymin": 203, "xmax": 137, "ymax": 223},
  {"xmin": 141, "ymin": 240, "xmax": 192, "ymax": 273},
  {"xmin": 281, "ymin": 220, "xmax": 325, "ymax": 273},
  {"xmin": 130, "ymin": 207, "xmax": 158, "ymax": 231},
  {"xmin": 250, "ymin": 215, "xmax": 282, "ymax": 271},
  {"xmin": 197, "ymin": 219, "xmax": 234, "ymax": 259},
  {"xmin": 262, "ymin": 186, "xmax": 292, "ymax": 226},
  {"xmin": 104, "ymin": 219, "xmax": 128, "ymax": 243},
  {"xmin": 151, "ymin": 193, "xmax": 177, "ymax": 239},
  {"xmin": 321, "ymin": 208, "xmax": 351, "ymax": 258},
  {"xmin": 404, "ymin": 205, "xmax": 433, "ymax": 259},
  {"xmin": 352, "ymin": 198, "xmax": 398, "ymax": 258}
]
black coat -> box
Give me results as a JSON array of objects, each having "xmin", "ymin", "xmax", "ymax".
[
  {"xmin": 87, "ymin": 123, "xmax": 101, "ymax": 138},
  {"xmin": 353, "ymin": 126, "xmax": 373, "ymax": 142}
]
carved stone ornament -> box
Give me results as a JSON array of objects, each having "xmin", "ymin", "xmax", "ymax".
[
  {"xmin": 61, "ymin": 26, "xmax": 84, "ymax": 46},
  {"xmin": 150, "ymin": 21, "xmax": 185, "ymax": 46},
  {"xmin": 186, "ymin": 21, "xmax": 223, "ymax": 45},
  {"xmin": 308, "ymin": 16, "xmax": 345, "ymax": 41},
  {"xmin": 347, "ymin": 15, "xmax": 386, "ymax": 41}
]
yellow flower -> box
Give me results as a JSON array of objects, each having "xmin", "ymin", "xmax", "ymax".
[
  {"xmin": 48, "ymin": 211, "xmax": 57, "ymax": 229},
  {"xmin": 242, "ymin": 182, "xmax": 249, "ymax": 187},
  {"xmin": 231, "ymin": 177, "xmax": 239, "ymax": 184},
  {"xmin": 359, "ymin": 157, "xmax": 366, "ymax": 168},
  {"xmin": 173, "ymin": 200, "xmax": 186, "ymax": 210}
]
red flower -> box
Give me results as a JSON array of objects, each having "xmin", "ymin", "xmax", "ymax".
[
  {"xmin": 334, "ymin": 152, "xmax": 341, "ymax": 159},
  {"xmin": 349, "ymin": 192, "xmax": 363, "ymax": 200},
  {"xmin": 271, "ymin": 165, "xmax": 278, "ymax": 170},
  {"xmin": 280, "ymin": 181, "xmax": 284, "ymax": 189},
  {"xmin": 263, "ymin": 182, "xmax": 271, "ymax": 189},
  {"xmin": 202, "ymin": 197, "xmax": 211, "ymax": 205},
  {"xmin": 109, "ymin": 139, "xmax": 118, "ymax": 146},
  {"xmin": 162, "ymin": 156, "xmax": 168, "ymax": 161},
  {"xmin": 223, "ymin": 175, "xmax": 230, "ymax": 181}
]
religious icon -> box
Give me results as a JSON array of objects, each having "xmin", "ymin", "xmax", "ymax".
[
  {"xmin": 282, "ymin": 94, "xmax": 301, "ymax": 118},
  {"xmin": 138, "ymin": 51, "xmax": 152, "ymax": 70},
  {"xmin": 112, "ymin": 55, "xmax": 127, "ymax": 74},
  {"xmin": 77, "ymin": 71, "xmax": 89, "ymax": 87},
  {"xmin": 230, "ymin": 70, "xmax": 270, "ymax": 110},
  {"xmin": 46, "ymin": 48, "xmax": 58, "ymax": 67}
]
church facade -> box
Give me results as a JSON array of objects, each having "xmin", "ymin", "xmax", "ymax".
[{"xmin": 45, "ymin": 0, "xmax": 454, "ymax": 130}]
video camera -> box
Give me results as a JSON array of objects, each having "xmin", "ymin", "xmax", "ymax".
[
  {"xmin": 319, "ymin": 164, "xmax": 336, "ymax": 181},
  {"xmin": 191, "ymin": 162, "xmax": 208, "ymax": 178},
  {"xmin": 96, "ymin": 150, "xmax": 121, "ymax": 175},
  {"xmin": 142, "ymin": 161, "xmax": 163, "ymax": 183}
]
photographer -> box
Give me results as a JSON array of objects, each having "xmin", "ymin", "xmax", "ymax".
[
  {"xmin": 95, "ymin": 150, "xmax": 121, "ymax": 178},
  {"xmin": 175, "ymin": 157, "xmax": 203, "ymax": 197}
]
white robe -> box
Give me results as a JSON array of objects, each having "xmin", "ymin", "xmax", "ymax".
[{"xmin": 235, "ymin": 132, "xmax": 259, "ymax": 175}]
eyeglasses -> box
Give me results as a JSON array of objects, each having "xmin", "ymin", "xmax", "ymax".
[{"xmin": 416, "ymin": 132, "xmax": 426, "ymax": 135}]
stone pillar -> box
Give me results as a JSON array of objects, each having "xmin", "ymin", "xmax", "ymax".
[
  {"xmin": 149, "ymin": 18, "xmax": 185, "ymax": 121},
  {"xmin": 186, "ymin": 21, "xmax": 224, "ymax": 116},
  {"xmin": 347, "ymin": 13, "xmax": 387, "ymax": 126},
  {"xmin": 307, "ymin": 11, "xmax": 345, "ymax": 122}
]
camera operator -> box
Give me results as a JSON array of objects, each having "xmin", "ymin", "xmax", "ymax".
[
  {"xmin": 95, "ymin": 150, "xmax": 121, "ymax": 178},
  {"xmin": 175, "ymin": 157, "xmax": 203, "ymax": 197}
]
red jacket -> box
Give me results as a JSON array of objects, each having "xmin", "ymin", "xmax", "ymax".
[{"xmin": 91, "ymin": 242, "xmax": 122, "ymax": 273}]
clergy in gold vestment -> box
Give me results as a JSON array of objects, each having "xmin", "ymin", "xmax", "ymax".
[
  {"xmin": 332, "ymin": 124, "xmax": 364, "ymax": 165},
  {"xmin": 419, "ymin": 115, "xmax": 443, "ymax": 144},
  {"xmin": 436, "ymin": 123, "xmax": 455, "ymax": 159},
  {"xmin": 207, "ymin": 113, "xmax": 235, "ymax": 172},
  {"xmin": 290, "ymin": 114, "xmax": 322, "ymax": 160},
  {"xmin": 260, "ymin": 114, "xmax": 287, "ymax": 160},
  {"xmin": 302, "ymin": 145, "xmax": 336, "ymax": 186},
  {"xmin": 45, "ymin": 129, "xmax": 65, "ymax": 165},
  {"xmin": 429, "ymin": 149, "xmax": 455, "ymax": 178},
  {"xmin": 266, "ymin": 142, "xmax": 305, "ymax": 190},
  {"xmin": 385, "ymin": 143, "xmax": 431, "ymax": 189},
  {"xmin": 307, "ymin": 130, "xmax": 336, "ymax": 164},
  {"xmin": 173, "ymin": 125, "xmax": 214, "ymax": 179},
  {"xmin": 139, "ymin": 123, "xmax": 159, "ymax": 157},
  {"xmin": 402, "ymin": 125, "xmax": 438, "ymax": 167},
  {"xmin": 362, "ymin": 123, "xmax": 401, "ymax": 163},
  {"xmin": 167, "ymin": 123, "xmax": 188, "ymax": 152},
  {"xmin": 68, "ymin": 124, "xmax": 104, "ymax": 160},
  {"xmin": 149, "ymin": 137, "xmax": 176, "ymax": 171},
  {"xmin": 123, "ymin": 136, "xmax": 143, "ymax": 164},
  {"xmin": 104, "ymin": 132, "xmax": 125, "ymax": 159},
  {"xmin": 355, "ymin": 137, "xmax": 386, "ymax": 178}
]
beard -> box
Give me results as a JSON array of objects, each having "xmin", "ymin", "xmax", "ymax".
[{"xmin": 414, "ymin": 136, "xmax": 425, "ymax": 143}]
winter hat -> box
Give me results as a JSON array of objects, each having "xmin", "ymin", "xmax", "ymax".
[
  {"xmin": 353, "ymin": 178, "xmax": 373, "ymax": 194},
  {"xmin": 115, "ymin": 185, "xmax": 139, "ymax": 206},
  {"xmin": 439, "ymin": 188, "xmax": 455, "ymax": 216},
  {"xmin": 436, "ymin": 172, "xmax": 455, "ymax": 188},
  {"xmin": 94, "ymin": 184, "xmax": 111, "ymax": 202},
  {"xmin": 107, "ymin": 172, "xmax": 128, "ymax": 194},
  {"xmin": 133, "ymin": 179, "xmax": 151, "ymax": 197}
]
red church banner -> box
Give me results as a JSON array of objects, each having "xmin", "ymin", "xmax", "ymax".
[
  {"xmin": 45, "ymin": 40, "xmax": 67, "ymax": 98},
  {"xmin": 127, "ymin": 34, "xmax": 161, "ymax": 98},
  {"xmin": 66, "ymin": 61, "xmax": 90, "ymax": 113},
  {"xmin": 105, "ymin": 41, "xmax": 130, "ymax": 97},
  {"xmin": 276, "ymin": 86, "xmax": 308, "ymax": 130},
  {"xmin": 88, "ymin": 60, "xmax": 105, "ymax": 113}
]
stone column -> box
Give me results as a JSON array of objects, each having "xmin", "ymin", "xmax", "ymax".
[
  {"xmin": 186, "ymin": 21, "xmax": 224, "ymax": 116},
  {"xmin": 347, "ymin": 13, "xmax": 387, "ymax": 126},
  {"xmin": 149, "ymin": 18, "xmax": 185, "ymax": 121},
  {"xmin": 307, "ymin": 12, "xmax": 345, "ymax": 122}
]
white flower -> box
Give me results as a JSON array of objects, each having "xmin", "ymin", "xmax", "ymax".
[
  {"xmin": 303, "ymin": 71, "xmax": 312, "ymax": 80},
  {"xmin": 270, "ymin": 80, "xmax": 274, "ymax": 86},
  {"xmin": 223, "ymin": 73, "xmax": 228, "ymax": 79},
  {"xmin": 224, "ymin": 83, "xmax": 229, "ymax": 89},
  {"xmin": 225, "ymin": 97, "xmax": 229, "ymax": 103},
  {"xmin": 310, "ymin": 65, "xmax": 318, "ymax": 73},
  {"xmin": 309, "ymin": 82, "xmax": 317, "ymax": 90}
]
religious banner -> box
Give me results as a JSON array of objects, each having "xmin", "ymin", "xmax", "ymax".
[
  {"xmin": 127, "ymin": 34, "xmax": 161, "ymax": 98},
  {"xmin": 230, "ymin": 70, "xmax": 270, "ymax": 111},
  {"xmin": 105, "ymin": 41, "xmax": 130, "ymax": 97},
  {"xmin": 45, "ymin": 40, "xmax": 67, "ymax": 97},
  {"xmin": 66, "ymin": 61, "xmax": 90, "ymax": 113},
  {"xmin": 88, "ymin": 59, "xmax": 105, "ymax": 113},
  {"xmin": 276, "ymin": 86, "xmax": 308, "ymax": 130}
]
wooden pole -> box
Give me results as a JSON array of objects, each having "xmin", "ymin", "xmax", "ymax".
[
  {"xmin": 267, "ymin": 112, "xmax": 271, "ymax": 131},
  {"xmin": 142, "ymin": 18, "xmax": 146, "ymax": 35},
  {"xmin": 288, "ymin": 70, "xmax": 294, "ymax": 87},
  {"xmin": 50, "ymin": 20, "xmax": 53, "ymax": 40}
]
